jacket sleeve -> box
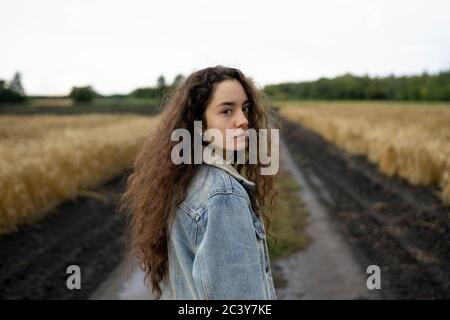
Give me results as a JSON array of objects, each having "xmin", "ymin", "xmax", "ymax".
[{"xmin": 192, "ymin": 192, "xmax": 267, "ymax": 299}]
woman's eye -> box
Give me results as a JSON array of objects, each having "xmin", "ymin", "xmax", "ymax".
[
  {"xmin": 243, "ymin": 105, "xmax": 250, "ymax": 113},
  {"xmin": 222, "ymin": 109, "xmax": 232, "ymax": 115}
]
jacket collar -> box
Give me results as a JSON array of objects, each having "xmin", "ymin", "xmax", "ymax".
[{"xmin": 202, "ymin": 144, "xmax": 256, "ymax": 190}]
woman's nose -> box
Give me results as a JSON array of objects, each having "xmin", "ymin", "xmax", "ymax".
[{"xmin": 235, "ymin": 109, "xmax": 249, "ymax": 128}]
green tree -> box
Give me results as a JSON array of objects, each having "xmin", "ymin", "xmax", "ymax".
[
  {"xmin": 130, "ymin": 87, "xmax": 160, "ymax": 99},
  {"xmin": 157, "ymin": 75, "xmax": 166, "ymax": 90},
  {"xmin": 69, "ymin": 85, "xmax": 97, "ymax": 103},
  {"xmin": 0, "ymin": 72, "xmax": 26, "ymax": 104},
  {"xmin": 9, "ymin": 72, "xmax": 25, "ymax": 97},
  {"xmin": 156, "ymin": 74, "xmax": 170, "ymax": 98},
  {"xmin": 172, "ymin": 74, "xmax": 185, "ymax": 88}
]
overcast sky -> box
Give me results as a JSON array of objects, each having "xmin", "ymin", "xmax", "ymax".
[{"xmin": 1, "ymin": 0, "xmax": 449, "ymax": 95}]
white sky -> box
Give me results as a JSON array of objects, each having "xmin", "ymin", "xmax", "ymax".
[{"xmin": 1, "ymin": 0, "xmax": 449, "ymax": 96}]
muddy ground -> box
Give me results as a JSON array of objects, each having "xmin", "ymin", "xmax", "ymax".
[
  {"xmin": 281, "ymin": 119, "xmax": 450, "ymax": 299},
  {"xmin": 0, "ymin": 174, "xmax": 129, "ymax": 299}
]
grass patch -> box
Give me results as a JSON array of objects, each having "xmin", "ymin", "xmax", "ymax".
[
  {"xmin": 0, "ymin": 97, "xmax": 161, "ymax": 115},
  {"xmin": 266, "ymin": 171, "xmax": 311, "ymax": 261},
  {"xmin": 271, "ymin": 265, "xmax": 288, "ymax": 289}
]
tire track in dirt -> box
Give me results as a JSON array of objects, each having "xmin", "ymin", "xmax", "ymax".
[
  {"xmin": 274, "ymin": 138, "xmax": 381, "ymax": 299},
  {"xmin": 280, "ymin": 118, "xmax": 450, "ymax": 299}
]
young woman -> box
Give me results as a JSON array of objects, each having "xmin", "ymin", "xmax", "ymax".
[{"xmin": 119, "ymin": 65, "xmax": 279, "ymax": 299}]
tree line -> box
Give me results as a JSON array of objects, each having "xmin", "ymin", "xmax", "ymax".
[
  {"xmin": 263, "ymin": 69, "xmax": 450, "ymax": 101},
  {"xmin": 0, "ymin": 72, "xmax": 186, "ymax": 104},
  {"xmin": 2, "ymin": 69, "xmax": 449, "ymax": 104},
  {"xmin": 69, "ymin": 74, "xmax": 186, "ymax": 103}
]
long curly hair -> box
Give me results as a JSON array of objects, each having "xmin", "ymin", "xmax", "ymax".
[{"xmin": 118, "ymin": 65, "xmax": 279, "ymax": 299}]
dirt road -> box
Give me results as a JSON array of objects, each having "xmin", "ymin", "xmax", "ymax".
[{"xmin": 274, "ymin": 139, "xmax": 381, "ymax": 299}]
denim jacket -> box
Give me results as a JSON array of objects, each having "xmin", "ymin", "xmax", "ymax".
[{"xmin": 159, "ymin": 149, "xmax": 277, "ymax": 300}]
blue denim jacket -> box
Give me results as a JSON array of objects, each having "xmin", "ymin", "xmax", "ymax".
[{"xmin": 159, "ymin": 151, "xmax": 277, "ymax": 300}]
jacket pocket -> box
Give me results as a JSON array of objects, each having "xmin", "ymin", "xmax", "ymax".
[{"xmin": 179, "ymin": 201, "xmax": 205, "ymax": 222}]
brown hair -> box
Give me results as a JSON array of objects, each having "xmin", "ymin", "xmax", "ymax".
[{"xmin": 118, "ymin": 65, "xmax": 279, "ymax": 299}]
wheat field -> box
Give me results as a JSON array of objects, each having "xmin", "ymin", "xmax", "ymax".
[
  {"xmin": 279, "ymin": 101, "xmax": 450, "ymax": 204},
  {"xmin": 0, "ymin": 114, "xmax": 159, "ymax": 234}
]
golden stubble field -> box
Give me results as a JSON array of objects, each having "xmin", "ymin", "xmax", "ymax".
[
  {"xmin": 0, "ymin": 114, "xmax": 160, "ymax": 234},
  {"xmin": 279, "ymin": 101, "xmax": 450, "ymax": 204}
]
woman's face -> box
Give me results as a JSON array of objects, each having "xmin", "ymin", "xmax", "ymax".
[{"xmin": 203, "ymin": 79, "xmax": 250, "ymax": 152}]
